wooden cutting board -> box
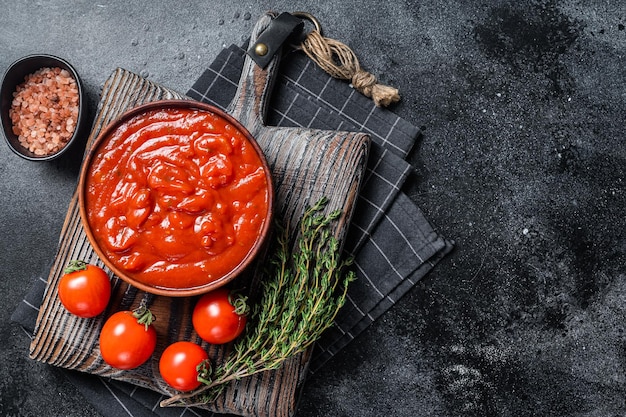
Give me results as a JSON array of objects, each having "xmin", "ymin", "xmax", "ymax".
[{"xmin": 29, "ymin": 12, "xmax": 370, "ymax": 417}]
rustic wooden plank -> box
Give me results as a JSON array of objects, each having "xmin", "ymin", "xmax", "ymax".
[{"xmin": 30, "ymin": 12, "xmax": 370, "ymax": 417}]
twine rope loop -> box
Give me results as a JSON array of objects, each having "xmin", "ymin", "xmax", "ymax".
[{"xmin": 300, "ymin": 28, "xmax": 400, "ymax": 107}]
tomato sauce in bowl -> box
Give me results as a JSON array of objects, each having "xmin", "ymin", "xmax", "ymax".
[{"xmin": 79, "ymin": 101, "xmax": 273, "ymax": 296}]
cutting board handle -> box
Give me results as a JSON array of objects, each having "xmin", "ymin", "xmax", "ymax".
[{"xmin": 226, "ymin": 12, "xmax": 283, "ymax": 131}]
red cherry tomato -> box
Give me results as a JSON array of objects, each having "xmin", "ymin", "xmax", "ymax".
[
  {"xmin": 99, "ymin": 308, "xmax": 157, "ymax": 370},
  {"xmin": 192, "ymin": 288, "xmax": 248, "ymax": 344},
  {"xmin": 159, "ymin": 341, "xmax": 209, "ymax": 392},
  {"xmin": 58, "ymin": 260, "xmax": 111, "ymax": 318}
]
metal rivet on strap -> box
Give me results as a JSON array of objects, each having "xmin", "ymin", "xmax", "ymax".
[{"xmin": 254, "ymin": 43, "xmax": 268, "ymax": 56}]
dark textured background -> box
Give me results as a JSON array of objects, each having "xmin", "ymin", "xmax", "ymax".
[{"xmin": 1, "ymin": 1, "xmax": 625, "ymax": 416}]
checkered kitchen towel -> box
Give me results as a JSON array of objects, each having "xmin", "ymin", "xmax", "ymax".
[{"xmin": 12, "ymin": 44, "xmax": 453, "ymax": 416}]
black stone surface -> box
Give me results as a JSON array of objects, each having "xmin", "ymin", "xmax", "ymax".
[{"xmin": 1, "ymin": 2, "xmax": 624, "ymax": 416}]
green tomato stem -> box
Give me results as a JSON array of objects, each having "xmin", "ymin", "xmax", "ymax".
[
  {"xmin": 229, "ymin": 291, "xmax": 249, "ymax": 316},
  {"xmin": 132, "ymin": 304, "xmax": 155, "ymax": 330},
  {"xmin": 63, "ymin": 259, "xmax": 88, "ymax": 274}
]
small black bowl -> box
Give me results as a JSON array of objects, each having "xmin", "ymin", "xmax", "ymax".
[{"xmin": 0, "ymin": 54, "xmax": 89, "ymax": 161}]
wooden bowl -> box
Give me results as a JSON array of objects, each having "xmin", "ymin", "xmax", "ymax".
[{"xmin": 78, "ymin": 100, "xmax": 274, "ymax": 297}]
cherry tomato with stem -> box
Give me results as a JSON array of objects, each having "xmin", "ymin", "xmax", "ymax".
[
  {"xmin": 192, "ymin": 288, "xmax": 248, "ymax": 345},
  {"xmin": 58, "ymin": 260, "xmax": 111, "ymax": 318},
  {"xmin": 159, "ymin": 341, "xmax": 211, "ymax": 392},
  {"xmin": 99, "ymin": 304, "xmax": 157, "ymax": 370}
]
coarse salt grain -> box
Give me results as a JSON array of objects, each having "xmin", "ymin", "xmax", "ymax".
[{"xmin": 9, "ymin": 67, "xmax": 79, "ymax": 156}]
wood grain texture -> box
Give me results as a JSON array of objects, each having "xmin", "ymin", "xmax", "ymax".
[{"xmin": 30, "ymin": 12, "xmax": 370, "ymax": 417}]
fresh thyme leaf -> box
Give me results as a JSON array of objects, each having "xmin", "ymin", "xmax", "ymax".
[{"xmin": 161, "ymin": 197, "xmax": 356, "ymax": 407}]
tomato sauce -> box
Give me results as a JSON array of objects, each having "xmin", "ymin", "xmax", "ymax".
[{"xmin": 84, "ymin": 107, "xmax": 270, "ymax": 291}]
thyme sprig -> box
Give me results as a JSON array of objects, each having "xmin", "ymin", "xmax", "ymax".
[{"xmin": 161, "ymin": 197, "xmax": 356, "ymax": 407}]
